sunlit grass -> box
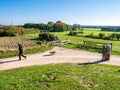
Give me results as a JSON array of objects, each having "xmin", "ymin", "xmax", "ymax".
[
  {"xmin": 52, "ymin": 31, "xmax": 120, "ymax": 54},
  {"xmin": 0, "ymin": 63, "xmax": 120, "ymax": 90},
  {"xmin": 24, "ymin": 29, "xmax": 120, "ymax": 55}
]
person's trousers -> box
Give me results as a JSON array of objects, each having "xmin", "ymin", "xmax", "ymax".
[
  {"xmin": 19, "ymin": 52, "xmax": 26, "ymax": 60},
  {"xmin": 102, "ymin": 53, "xmax": 106, "ymax": 61}
]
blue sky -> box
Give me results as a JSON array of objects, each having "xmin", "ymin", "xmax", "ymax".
[{"xmin": 0, "ymin": 0, "xmax": 120, "ymax": 25}]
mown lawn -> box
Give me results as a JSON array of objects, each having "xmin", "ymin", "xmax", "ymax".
[{"xmin": 0, "ymin": 63, "xmax": 120, "ymax": 90}]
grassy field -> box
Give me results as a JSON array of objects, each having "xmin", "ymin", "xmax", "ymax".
[
  {"xmin": 24, "ymin": 30, "xmax": 120, "ymax": 55},
  {"xmin": 0, "ymin": 63, "xmax": 120, "ymax": 90},
  {"xmin": 83, "ymin": 28, "xmax": 120, "ymax": 37},
  {"xmin": 1, "ymin": 28, "xmax": 119, "ymax": 58},
  {"xmin": 52, "ymin": 31, "xmax": 120, "ymax": 55}
]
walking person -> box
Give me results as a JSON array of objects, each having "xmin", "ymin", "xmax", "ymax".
[
  {"xmin": 18, "ymin": 42, "xmax": 27, "ymax": 60},
  {"xmin": 102, "ymin": 44, "xmax": 107, "ymax": 61}
]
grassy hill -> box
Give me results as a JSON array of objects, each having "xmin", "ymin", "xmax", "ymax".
[{"xmin": 0, "ymin": 63, "xmax": 120, "ymax": 90}]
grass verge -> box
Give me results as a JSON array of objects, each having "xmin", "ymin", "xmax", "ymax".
[
  {"xmin": 0, "ymin": 63, "xmax": 120, "ymax": 90},
  {"xmin": 62, "ymin": 43, "xmax": 120, "ymax": 55},
  {"xmin": 63, "ymin": 43, "xmax": 101, "ymax": 53},
  {"xmin": 0, "ymin": 44, "xmax": 54, "ymax": 58}
]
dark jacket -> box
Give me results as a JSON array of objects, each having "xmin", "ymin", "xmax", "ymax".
[{"xmin": 18, "ymin": 43, "xmax": 23, "ymax": 53}]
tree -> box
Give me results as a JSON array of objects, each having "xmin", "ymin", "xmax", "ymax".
[
  {"xmin": 23, "ymin": 23, "xmax": 35, "ymax": 28},
  {"xmin": 116, "ymin": 34, "xmax": 120, "ymax": 40},
  {"xmin": 23, "ymin": 21, "xmax": 72, "ymax": 32},
  {"xmin": 39, "ymin": 23, "xmax": 47, "ymax": 31},
  {"xmin": 53, "ymin": 21, "xmax": 64, "ymax": 32},
  {"xmin": 66, "ymin": 25, "xmax": 72, "ymax": 31},
  {"xmin": 47, "ymin": 21, "xmax": 54, "ymax": 32},
  {"xmin": 109, "ymin": 33, "xmax": 117, "ymax": 40},
  {"xmin": 72, "ymin": 24, "xmax": 80, "ymax": 30}
]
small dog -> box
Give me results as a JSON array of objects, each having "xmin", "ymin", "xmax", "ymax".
[{"xmin": 49, "ymin": 51, "xmax": 56, "ymax": 55}]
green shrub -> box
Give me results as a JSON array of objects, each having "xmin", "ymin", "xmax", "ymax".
[
  {"xmin": 0, "ymin": 26, "xmax": 39, "ymax": 37},
  {"xmin": 104, "ymin": 36, "xmax": 110, "ymax": 40},
  {"xmin": 39, "ymin": 32, "xmax": 58, "ymax": 41},
  {"xmin": 69, "ymin": 31, "xmax": 77, "ymax": 36},
  {"xmin": 99, "ymin": 32, "xmax": 105, "ymax": 39},
  {"xmin": 109, "ymin": 33, "xmax": 117, "ymax": 40},
  {"xmin": 0, "ymin": 28, "xmax": 15, "ymax": 37},
  {"xmin": 116, "ymin": 34, "xmax": 120, "ymax": 40},
  {"xmin": 89, "ymin": 32, "xmax": 94, "ymax": 37}
]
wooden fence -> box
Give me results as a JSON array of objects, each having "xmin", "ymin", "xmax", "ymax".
[
  {"xmin": 78, "ymin": 40, "xmax": 112, "ymax": 50},
  {"xmin": 48, "ymin": 40, "xmax": 70, "ymax": 46}
]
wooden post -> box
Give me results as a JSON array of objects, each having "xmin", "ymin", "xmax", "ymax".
[
  {"xmin": 110, "ymin": 43, "xmax": 112, "ymax": 51},
  {"xmin": 84, "ymin": 41, "xmax": 85, "ymax": 46}
]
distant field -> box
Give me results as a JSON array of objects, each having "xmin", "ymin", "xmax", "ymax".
[
  {"xmin": 0, "ymin": 64, "xmax": 120, "ymax": 90},
  {"xmin": 0, "ymin": 37, "xmax": 37, "ymax": 50},
  {"xmin": 83, "ymin": 28, "xmax": 120, "ymax": 36},
  {"xmin": 83, "ymin": 28, "xmax": 101, "ymax": 31}
]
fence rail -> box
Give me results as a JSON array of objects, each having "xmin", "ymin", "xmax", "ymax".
[
  {"xmin": 48, "ymin": 40, "xmax": 70, "ymax": 45},
  {"xmin": 78, "ymin": 40, "xmax": 112, "ymax": 50}
]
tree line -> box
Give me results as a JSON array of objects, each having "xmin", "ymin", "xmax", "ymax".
[
  {"xmin": 101, "ymin": 27, "xmax": 120, "ymax": 32},
  {"xmin": 23, "ymin": 21, "xmax": 81, "ymax": 32},
  {"xmin": 0, "ymin": 21, "xmax": 81, "ymax": 37}
]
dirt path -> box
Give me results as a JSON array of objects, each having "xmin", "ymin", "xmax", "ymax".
[{"xmin": 0, "ymin": 47, "xmax": 120, "ymax": 71}]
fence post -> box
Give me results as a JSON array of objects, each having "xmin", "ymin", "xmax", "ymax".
[
  {"xmin": 110, "ymin": 43, "xmax": 112, "ymax": 51},
  {"xmin": 84, "ymin": 41, "xmax": 85, "ymax": 46}
]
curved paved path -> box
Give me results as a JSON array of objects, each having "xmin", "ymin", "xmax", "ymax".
[{"xmin": 0, "ymin": 47, "xmax": 120, "ymax": 71}]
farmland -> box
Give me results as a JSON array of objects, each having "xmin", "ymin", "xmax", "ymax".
[
  {"xmin": 0, "ymin": 37, "xmax": 37, "ymax": 51},
  {"xmin": 0, "ymin": 36, "xmax": 54, "ymax": 58}
]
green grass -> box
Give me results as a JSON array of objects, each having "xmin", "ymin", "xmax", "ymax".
[
  {"xmin": 0, "ymin": 63, "xmax": 120, "ymax": 90},
  {"xmin": 24, "ymin": 29, "xmax": 120, "ymax": 55},
  {"xmin": 63, "ymin": 43, "xmax": 102, "ymax": 53},
  {"xmin": 0, "ymin": 45, "xmax": 54, "ymax": 58},
  {"xmin": 24, "ymin": 33, "xmax": 39, "ymax": 39},
  {"xmin": 51, "ymin": 31, "xmax": 120, "ymax": 55},
  {"xmin": 83, "ymin": 28, "xmax": 120, "ymax": 35}
]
